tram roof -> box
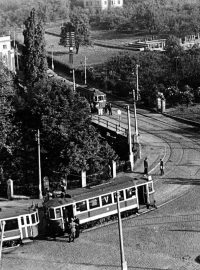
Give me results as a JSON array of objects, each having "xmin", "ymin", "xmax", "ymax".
[
  {"xmin": 46, "ymin": 176, "xmax": 149, "ymax": 208},
  {"xmin": 0, "ymin": 206, "xmax": 37, "ymax": 220}
]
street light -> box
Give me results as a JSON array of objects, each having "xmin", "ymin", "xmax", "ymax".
[{"xmin": 116, "ymin": 191, "xmax": 128, "ymax": 270}]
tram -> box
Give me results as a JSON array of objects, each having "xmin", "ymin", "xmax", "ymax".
[
  {"xmin": 47, "ymin": 69, "xmax": 107, "ymax": 113},
  {"xmin": 0, "ymin": 206, "xmax": 39, "ymax": 250},
  {"xmin": 44, "ymin": 176, "xmax": 155, "ymax": 235}
]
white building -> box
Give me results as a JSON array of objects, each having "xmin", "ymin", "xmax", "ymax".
[
  {"xmin": 83, "ymin": 0, "xmax": 123, "ymax": 11},
  {"xmin": 0, "ymin": 35, "xmax": 15, "ymax": 72}
]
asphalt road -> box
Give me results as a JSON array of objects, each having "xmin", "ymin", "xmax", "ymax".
[{"xmin": 2, "ymin": 110, "xmax": 200, "ymax": 270}]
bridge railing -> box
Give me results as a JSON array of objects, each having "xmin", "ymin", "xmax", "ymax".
[{"xmin": 92, "ymin": 115, "xmax": 128, "ymax": 136}]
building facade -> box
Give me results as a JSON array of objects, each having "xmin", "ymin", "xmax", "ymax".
[
  {"xmin": 179, "ymin": 34, "xmax": 200, "ymax": 50},
  {"xmin": 83, "ymin": 0, "xmax": 123, "ymax": 11},
  {"xmin": 0, "ymin": 35, "xmax": 15, "ymax": 72}
]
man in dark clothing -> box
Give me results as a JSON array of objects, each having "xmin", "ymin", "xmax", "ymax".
[
  {"xmin": 144, "ymin": 157, "xmax": 148, "ymax": 175},
  {"xmin": 74, "ymin": 216, "xmax": 80, "ymax": 238},
  {"xmin": 108, "ymin": 103, "xmax": 112, "ymax": 115},
  {"xmin": 160, "ymin": 159, "xmax": 164, "ymax": 175}
]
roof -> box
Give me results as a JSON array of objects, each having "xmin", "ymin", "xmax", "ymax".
[
  {"xmin": 0, "ymin": 206, "xmax": 37, "ymax": 220},
  {"xmin": 46, "ymin": 176, "xmax": 148, "ymax": 207},
  {"xmin": 44, "ymin": 197, "xmax": 75, "ymax": 208}
]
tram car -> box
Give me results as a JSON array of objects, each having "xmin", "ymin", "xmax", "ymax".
[
  {"xmin": 44, "ymin": 176, "xmax": 155, "ymax": 235},
  {"xmin": 0, "ymin": 205, "xmax": 39, "ymax": 250},
  {"xmin": 47, "ymin": 69, "xmax": 107, "ymax": 113}
]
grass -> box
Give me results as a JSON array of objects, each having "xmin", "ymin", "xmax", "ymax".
[{"xmin": 166, "ymin": 104, "xmax": 200, "ymax": 122}]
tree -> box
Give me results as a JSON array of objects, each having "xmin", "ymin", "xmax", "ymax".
[
  {"xmin": 165, "ymin": 35, "xmax": 184, "ymax": 58},
  {"xmin": 0, "ymin": 62, "xmax": 15, "ymax": 181},
  {"xmin": 70, "ymin": 8, "xmax": 91, "ymax": 54},
  {"xmin": 22, "ymin": 8, "xmax": 48, "ymax": 87}
]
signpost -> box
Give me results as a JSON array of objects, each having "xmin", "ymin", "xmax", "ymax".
[{"xmin": 117, "ymin": 109, "xmax": 121, "ymax": 132}]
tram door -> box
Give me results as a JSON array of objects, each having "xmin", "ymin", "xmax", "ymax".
[
  {"xmin": 62, "ymin": 205, "xmax": 74, "ymax": 223},
  {"xmin": 137, "ymin": 185, "xmax": 148, "ymax": 206}
]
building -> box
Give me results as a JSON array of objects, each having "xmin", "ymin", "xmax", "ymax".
[
  {"xmin": 0, "ymin": 35, "xmax": 15, "ymax": 72},
  {"xmin": 83, "ymin": 0, "xmax": 123, "ymax": 11},
  {"xmin": 125, "ymin": 37, "xmax": 166, "ymax": 52},
  {"xmin": 179, "ymin": 34, "xmax": 200, "ymax": 50}
]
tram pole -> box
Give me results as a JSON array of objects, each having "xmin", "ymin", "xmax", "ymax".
[
  {"xmin": 116, "ymin": 191, "xmax": 128, "ymax": 270},
  {"xmin": 37, "ymin": 129, "xmax": 43, "ymax": 200},
  {"xmin": 0, "ymin": 221, "xmax": 6, "ymax": 261},
  {"xmin": 127, "ymin": 105, "xmax": 134, "ymax": 171}
]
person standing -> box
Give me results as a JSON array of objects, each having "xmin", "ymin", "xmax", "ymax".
[
  {"xmin": 160, "ymin": 159, "xmax": 164, "ymax": 175},
  {"xmin": 69, "ymin": 218, "xmax": 76, "ymax": 242},
  {"xmin": 108, "ymin": 103, "xmax": 112, "ymax": 115},
  {"xmin": 144, "ymin": 157, "xmax": 148, "ymax": 175}
]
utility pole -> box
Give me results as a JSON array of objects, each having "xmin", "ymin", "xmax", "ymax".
[
  {"xmin": 116, "ymin": 191, "xmax": 128, "ymax": 270},
  {"xmin": 36, "ymin": 129, "xmax": 43, "ymax": 200},
  {"xmin": 0, "ymin": 221, "xmax": 6, "ymax": 261},
  {"xmin": 134, "ymin": 65, "xmax": 141, "ymax": 159},
  {"xmin": 127, "ymin": 105, "xmax": 134, "ymax": 171}
]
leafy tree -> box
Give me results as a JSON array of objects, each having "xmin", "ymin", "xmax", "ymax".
[
  {"xmin": 165, "ymin": 35, "xmax": 184, "ymax": 58},
  {"xmin": 70, "ymin": 8, "xmax": 91, "ymax": 54},
  {"xmin": 11, "ymin": 77, "xmax": 117, "ymax": 184},
  {"xmin": 22, "ymin": 8, "xmax": 48, "ymax": 87},
  {"xmin": 0, "ymin": 62, "xmax": 15, "ymax": 181}
]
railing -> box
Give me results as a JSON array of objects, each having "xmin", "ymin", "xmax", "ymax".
[{"xmin": 92, "ymin": 116, "xmax": 128, "ymax": 136}]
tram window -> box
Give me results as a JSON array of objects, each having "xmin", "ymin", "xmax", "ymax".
[
  {"xmin": 89, "ymin": 197, "xmax": 100, "ymax": 209},
  {"xmin": 126, "ymin": 187, "xmax": 136, "ymax": 199},
  {"xmin": 76, "ymin": 201, "xmax": 87, "ymax": 212},
  {"xmin": 101, "ymin": 194, "xmax": 112, "ymax": 206},
  {"xmin": 56, "ymin": 208, "xmax": 61, "ymax": 218},
  {"xmin": 26, "ymin": 216, "xmax": 30, "ymax": 225},
  {"xmin": 31, "ymin": 214, "xmax": 36, "ymax": 224},
  {"xmin": 49, "ymin": 209, "xmax": 55, "ymax": 219},
  {"xmin": 94, "ymin": 96, "xmax": 98, "ymax": 102},
  {"xmin": 21, "ymin": 217, "xmax": 24, "ymax": 225},
  {"xmin": 4, "ymin": 219, "xmax": 18, "ymax": 231},
  {"xmin": 114, "ymin": 190, "xmax": 124, "ymax": 202}
]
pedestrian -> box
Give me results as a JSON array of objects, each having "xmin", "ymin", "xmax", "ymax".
[
  {"xmin": 146, "ymin": 201, "xmax": 150, "ymax": 209},
  {"xmin": 108, "ymin": 103, "xmax": 112, "ymax": 115},
  {"xmin": 144, "ymin": 157, "xmax": 148, "ymax": 176},
  {"xmin": 60, "ymin": 179, "xmax": 67, "ymax": 194},
  {"xmin": 74, "ymin": 216, "xmax": 80, "ymax": 238},
  {"xmin": 69, "ymin": 218, "xmax": 76, "ymax": 242},
  {"xmin": 152, "ymin": 200, "xmax": 157, "ymax": 209},
  {"xmin": 104, "ymin": 103, "xmax": 108, "ymax": 114},
  {"xmin": 160, "ymin": 159, "xmax": 164, "ymax": 175}
]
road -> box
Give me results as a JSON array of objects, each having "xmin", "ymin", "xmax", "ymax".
[{"xmin": 2, "ymin": 108, "xmax": 200, "ymax": 270}]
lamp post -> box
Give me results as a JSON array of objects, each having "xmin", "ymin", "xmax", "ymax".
[
  {"xmin": 36, "ymin": 129, "xmax": 43, "ymax": 200},
  {"xmin": 50, "ymin": 44, "xmax": 54, "ymax": 70},
  {"xmin": 0, "ymin": 221, "xmax": 6, "ymax": 261},
  {"xmin": 133, "ymin": 65, "xmax": 141, "ymax": 159},
  {"xmin": 127, "ymin": 105, "xmax": 134, "ymax": 171},
  {"xmin": 116, "ymin": 191, "xmax": 128, "ymax": 270}
]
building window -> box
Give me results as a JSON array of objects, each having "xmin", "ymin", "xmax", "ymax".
[
  {"xmin": 3, "ymin": 45, "xmax": 7, "ymax": 49},
  {"xmin": 118, "ymin": 0, "xmax": 120, "ymax": 4},
  {"xmin": 86, "ymin": 1, "xmax": 89, "ymax": 6},
  {"xmin": 104, "ymin": 0, "xmax": 107, "ymax": 4}
]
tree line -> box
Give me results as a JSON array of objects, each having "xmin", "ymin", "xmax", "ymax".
[{"xmin": 0, "ymin": 9, "xmax": 117, "ymax": 195}]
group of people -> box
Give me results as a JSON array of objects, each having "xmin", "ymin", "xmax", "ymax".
[
  {"xmin": 144, "ymin": 157, "xmax": 164, "ymax": 176},
  {"xmin": 104, "ymin": 102, "xmax": 112, "ymax": 115}
]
